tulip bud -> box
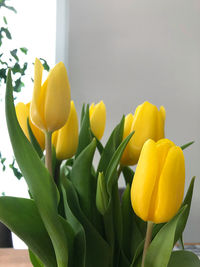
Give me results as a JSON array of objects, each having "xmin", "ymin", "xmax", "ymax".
[
  {"xmin": 131, "ymin": 138, "xmax": 185, "ymax": 223},
  {"xmin": 96, "ymin": 172, "xmax": 109, "ymax": 215},
  {"xmin": 121, "ymin": 101, "xmax": 165, "ymax": 166},
  {"xmin": 52, "ymin": 101, "xmax": 79, "ymax": 160},
  {"xmin": 15, "ymin": 102, "xmax": 45, "ymax": 150},
  {"xmin": 30, "ymin": 58, "xmax": 71, "ymax": 133},
  {"xmin": 89, "ymin": 101, "xmax": 106, "ymax": 140}
]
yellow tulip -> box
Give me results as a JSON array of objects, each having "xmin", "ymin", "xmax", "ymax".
[
  {"xmin": 121, "ymin": 101, "xmax": 165, "ymax": 166},
  {"xmin": 52, "ymin": 101, "xmax": 79, "ymax": 160},
  {"xmin": 15, "ymin": 102, "xmax": 45, "ymax": 150},
  {"xmin": 131, "ymin": 138, "xmax": 185, "ymax": 223},
  {"xmin": 89, "ymin": 101, "xmax": 106, "ymax": 140},
  {"xmin": 30, "ymin": 58, "xmax": 71, "ymax": 132}
]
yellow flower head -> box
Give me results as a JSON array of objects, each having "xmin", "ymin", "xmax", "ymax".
[
  {"xmin": 131, "ymin": 138, "xmax": 185, "ymax": 223},
  {"xmin": 52, "ymin": 101, "xmax": 79, "ymax": 160},
  {"xmin": 89, "ymin": 101, "xmax": 106, "ymax": 140},
  {"xmin": 30, "ymin": 58, "xmax": 71, "ymax": 132},
  {"xmin": 121, "ymin": 101, "xmax": 165, "ymax": 166}
]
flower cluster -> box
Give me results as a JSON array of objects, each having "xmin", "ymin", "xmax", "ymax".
[{"xmin": 1, "ymin": 59, "xmax": 197, "ymax": 267}]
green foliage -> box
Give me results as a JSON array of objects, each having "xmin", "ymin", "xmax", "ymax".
[
  {"xmin": 1, "ymin": 71, "xmax": 198, "ymax": 267},
  {"xmin": 168, "ymin": 251, "xmax": 200, "ymax": 267},
  {"xmin": 9, "ymin": 159, "xmax": 22, "ymax": 179},
  {"xmin": 144, "ymin": 207, "xmax": 187, "ymax": 267},
  {"xmin": 0, "ymin": 197, "xmax": 57, "ymax": 266},
  {"xmin": 0, "ymin": 1, "xmax": 28, "ymax": 92},
  {"xmin": 0, "ymin": 152, "xmax": 6, "ymax": 171}
]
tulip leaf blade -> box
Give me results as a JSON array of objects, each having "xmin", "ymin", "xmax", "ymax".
[
  {"xmin": 106, "ymin": 130, "xmax": 134, "ymax": 195},
  {"xmin": 121, "ymin": 184, "xmax": 144, "ymax": 262},
  {"xmin": 27, "ymin": 118, "xmax": 43, "ymax": 158},
  {"xmin": 6, "ymin": 70, "xmax": 69, "ymax": 267},
  {"xmin": 181, "ymin": 141, "xmax": 194, "ymax": 150},
  {"xmin": 76, "ymin": 104, "xmax": 92, "ymax": 157},
  {"xmin": 71, "ymin": 138, "xmax": 98, "ymax": 224},
  {"xmin": 0, "ymin": 196, "xmax": 56, "ymax": 267},
  {"xmin": 167, "ymin": 251, "xmax": 200, "ymax": 267},
  {"xmin": 60, "ymin": 169, "xmax": 86, "ymax": 267},
  {"xmin": 91, "ymin": 130, "xmax": 104, "ymax": 154},
  {"xmin": 80, "ymin": 103, "xmax": 85, "ymax": 126},
  {"xmin": 174, "ymin": 176, "xmax": 196, "ymax": 245},
  {"xmin": 29, "ymin": 249, "xmax": 44, "ymax": 267},
  {"xmin": 144, "ymin": 206, "xmax": 187, "ymax": 267},
  {"xmin": 97, "ymin": 116, "xmax": 125, "ymax": 174},
  {"xmin": 61, "ymin": 177, "xmax": 111, "ymax": 267},
  {"xmin": 59, "ymin": 216, "xmax": 75, "ymax": 267},
  {"xmin": 122, "ymin": 166, "xmax": 135, "ymax": 185},
  {"xmin": 96, "ymin": 172, "xmax": 109, "ymax": 215}
]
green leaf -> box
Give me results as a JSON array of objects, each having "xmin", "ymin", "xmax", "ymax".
[
  {"xmin": 97, "ymin": 116, "xmax": 125, "ymax": 174},
  {"xmin": 92, "ymin": 132, "xmax": 104, "ymax": 154},
  {"xmin": 112, "ymin": 183, "xmax": 123, "ymax": 265},
  {"xmin": 122, "ymin": 166, "xmax": 135, "ymax": 185},
  {"xmin": 106, "ymin": 131, "xmax": 134, "ymax": 195},
  {"xmin": 27, "ymin": 119, "xmax": 43, "ymax": 158},
  {"xmin": 10, "ymin": 49, "xmax": 19, "ymax": 61},
  {"xmin": 71, "ymin": 139, "xmax": 102, "ymax": 232},
  {"xmin": 76, "ymin": 104, "xmax": 92, "ymax": 157},
  {"xmin": 20, "ymin": 47, "xmax": 28, "ymax": 55},
  {"xmin": 80, "ymin": 103, "xmax": 86, "ymax": 126},
  {"xmin": 61, "ymin": 177, "xmax": 111, "ymax": 267},
  {"xmin": 144, "ymin": 206, "xmax": 187, "ymax": 267},
  {"xmin": 3, "ymin": 16, "xmax": 7, "ymax": 24},
  {"xmin": 39, "ymin": 58, "xmax": 50, "ymax": 71},
  {"xmin": 181, "ymin": 141, "xmax": 194, "ymax": 150},
  {"xmin": 29, "ymin": 249, "xmax": 44, "ymax": 267},
  {"xmin": 121, "ymin": 185, "xmax": 144, "ymax": 262},
  {"xmin": 6, "ymin": 70, "xmax": 68, "ymax": 267},
  {"xmin": 0, "ymin": 197, "xmax": 56, "ymax": 267},
  {"xmin": 9, "ymin": 159, "xmax": 22, "ymax": 179},
  {"xmin": 96, "ymin": 172, "xmax": 109, "ymax": 215},
  {"xmin": 60, "ymin": 170, "xmax": 86, "ymax": 267},
  {"xmin": 168, "ymin": 251, "xmax": 200, "ymax": 267},
  {"xmin": 1, "ymin": 27, "xmax": 11, "ymax": 39},
  {"xmin": 14, "ymin": 78, "xmax": 24, "ymax": 92},
  {"xmin": 71, "ymin": 139, "xmax": 96, "ymax": 217},
  {"xmin": 59, "ymin": 216, "xmax": 75, "ymax": 267},
  {"xmin": 174, "ymin": 176, "xmax": 196, "ymax": 244}
]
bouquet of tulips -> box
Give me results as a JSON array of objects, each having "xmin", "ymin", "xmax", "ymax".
[{"xmin": 1, "ymin": 58, "xmax": 199, "ymax": 267}]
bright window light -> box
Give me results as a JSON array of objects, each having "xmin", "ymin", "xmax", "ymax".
[{"xmin": 0, "ymin": 0, "xmax": 56, "ymax": 248}]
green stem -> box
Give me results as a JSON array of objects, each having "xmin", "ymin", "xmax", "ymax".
[
  {"xmin": 117, "ymin": 164, "xmax": 123, "ymax": 178},
  {"xmin": 45, "ymin": 131, "xmax": 53, "ymax": 177},
  {"xmin": 141, "ymin": 221, "xmax": 154, "ymax": 267}
]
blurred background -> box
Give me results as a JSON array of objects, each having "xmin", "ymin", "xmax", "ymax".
[{"xmin": 0, "ymin": 0, "xmax": 199, "ymax": 246}]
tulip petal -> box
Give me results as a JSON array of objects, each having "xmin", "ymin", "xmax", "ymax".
[
  {"xmin": 30, "ymin": 58, "xmax": 46, "ymax": 131},
  {"xmin": 55, "ymin": 101, "xmax": 79, "ymax": 160},
  {"xmin": 156, "ymin": 139, "xmax": 175, "ymax": 175},
  {"xmin": 89, "ymin": 103, "xmax": 95, "ymax": 117},
  {"xmin": 90, "ymin": 101, "xmax": 106, "ymax": 140},
  {"xmin": 153, "ymin": 146, "xmax": 185, "ymax": 223},
  {"xmin": 15, "ymin": 102, "xmax": 29, "ymax": 139},
  {"xmin": 26, "ymin": 102, "xmax": 45, "ymax": 150},
  {"xmin": 120, "ymin": 113, "xmax": 134, "ymax": 165},
  {"xmin": 131, "ymin": 139, "xmax": 159, "ymax": 221},
  {"xmin": 160, "ymin": 105, "xmax": 166, "ymax": 121},
  {"xmin": 129, "ymin": 102, "xmax": 158, "ymax": 163},
  {"xmin": 123, "ymin": 113, "xmax": 134, "ymax": 139},
  {"xmin": 44, "ymin": 62, "xmax": 71, "ymax": 131},
  {"xmin": 156, "ymin": 107, "xmax": 165, "ymax": 140}
]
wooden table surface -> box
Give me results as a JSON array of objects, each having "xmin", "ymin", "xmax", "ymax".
[{"xmin": 0, "ymin": 249, "xmax": 31, "ymax": 267}]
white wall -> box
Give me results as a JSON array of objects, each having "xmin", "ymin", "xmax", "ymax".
[{"xmin": 57, "ymin": 0, "xmax": 200, "ymax": 242}]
